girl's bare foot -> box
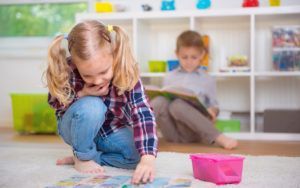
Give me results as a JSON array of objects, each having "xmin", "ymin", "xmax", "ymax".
[
  {"xmin": 215, "ymin": 134, "xmax": 238, "ymax": 150},
  {"xmin": 74, "ymin": 156, "xmax": 105, "ymax": 174},
  {"xmin": 56, "ymin": 156, "xmax": 74, "ymax": 165}
]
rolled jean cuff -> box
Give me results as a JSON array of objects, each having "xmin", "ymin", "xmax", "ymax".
[{"xmin": 73, "ymin": 148, "xmax": 98, "ymax": 161}]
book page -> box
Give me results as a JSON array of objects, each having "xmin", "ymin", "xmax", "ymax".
[
  {"xmin": 145, "ymin": 85, "xmax": 212, "ymax": 119},
  {"xmin": 162, "ymin": 86, "xmax": 195, "ymax": 97}
]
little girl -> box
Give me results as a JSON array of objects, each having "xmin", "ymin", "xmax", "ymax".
[
  {"xmin": 151, "ymin": 30, "xmax": 238, "ymax": 149},
  {"xmin": 46, "ymin": 20, "xmax": 158, "ymax": 184}
]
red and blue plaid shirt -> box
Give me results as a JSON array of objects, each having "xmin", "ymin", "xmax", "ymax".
[{"xmin": 48, "ymin": 60, "xmax": 158, "ymax": 157}]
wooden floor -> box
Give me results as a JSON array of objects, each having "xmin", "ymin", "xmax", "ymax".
[{"xmin": 1, "ymin": 127, "xmax": 300, "ymax": 157}]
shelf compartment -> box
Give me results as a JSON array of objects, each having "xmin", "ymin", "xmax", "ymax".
[
  {"xmin": 194, "ymin": 16, "xmax": 251, "ymax": 72},
  {"xmin": 255, "ymin": 71, "xmax": 300, "ymax": 77},
  {"xmin": 255, "ymin": 110, "xmax": 300, "ymax": 134},
  {"xmin": 255, "ymin": 13, "xmax": 300, "ymax": 72},
  {"xmin": 255, "ymin": 77, "xmax": 300, "ymax": 112},
  {"xmin": 136, "ymin": 17, "xmax": 190, "ymax": 72},
  {"xmin": 140, "ymin": 72, "xmax": 252, "ymax": 77},
  {"xmin": 216, "ymin": 77, "xmax": 250, "ymax": 116}
]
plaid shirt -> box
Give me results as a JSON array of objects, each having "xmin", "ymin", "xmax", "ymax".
[{"xmin": 48, "ymin": 60, "xmax": 158, "ymax": 157}]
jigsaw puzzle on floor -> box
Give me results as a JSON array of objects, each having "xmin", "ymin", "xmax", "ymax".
[{"xmin": 45, "ymin": 175, "xmax": 192, "ymax": 188}]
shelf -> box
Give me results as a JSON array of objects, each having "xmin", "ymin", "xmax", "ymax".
[
  {"xmin": 76, "ymin": 13, "xmax": 133, "ymax": 21},
  {"xmin": 255, "ymin": 72, "xmax": 300, "ymax": 77},
  {"xmin": 137, "ymin": 17, "xmax": 189, "ymax": 25},
  {"xmin": 140, "ymin": 72, "xmax": 252, "ymax": 77},
  {"xmin": 225, "ymin": 132, "xmax": 300, "ymax": 141},
  {"xmin": 191, "ymin": 6, "xmax": 300, "ymax": 17},
  {"xmin": 77, "ymin": 6, "xmax": 300, "ymax": 20},
  {"xmin": 76, "ymin": 6, "xmax": 300, "ymax": 141},
  {"xmin": 210, "ymin": 72, "xmax": 251, "ymax": 77},
  {"xmin": 140, "ymin": 72, "xmax": 165, "ymax": 77},
  {"xmin": 273, "ymin": 47, "xmax": 300, "ymax": 52}
]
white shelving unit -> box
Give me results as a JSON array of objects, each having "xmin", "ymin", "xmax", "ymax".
[{"xmin": 76, "ymin": 6, "xmax": 300, "ymax": 141}]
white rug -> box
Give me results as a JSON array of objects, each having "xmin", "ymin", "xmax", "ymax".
[{"xmin": 0, "ymin": 144, "xmax": 300, "ymax": 188}]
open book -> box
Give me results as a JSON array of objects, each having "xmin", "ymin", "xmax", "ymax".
[{"xmin": 145, "ymin": 85, "xmax": 212, "ymax": 119}]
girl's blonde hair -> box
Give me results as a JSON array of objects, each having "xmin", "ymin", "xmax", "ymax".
[
  {"xmin": 176, "ymin": 30, "xmax": 205, "ymax": 52},
  {"xmin": 46, "ymin": 20, "xmax": 139, "ymax": 107}
]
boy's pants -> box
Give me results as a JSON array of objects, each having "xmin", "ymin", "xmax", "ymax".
[
  {"xmin": 151, "ymin": 96, "xmax": 220, "ymax": 144},
  {"xmin": 58, "ymin": 96, "xmax": 140, "ymax": 169}
]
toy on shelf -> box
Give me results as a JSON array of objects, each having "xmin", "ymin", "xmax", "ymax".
[
  {"xmin": 196, "ymin": 0, "xmax": 211, "ymax": 10},
  {"xmin": 114, "ymin": 3, "xmax": 127, "ymax": 12},
  {"xmin": 141, "ymin": 4, "xmax": 152, "ymax": 12},
  {"xmin": 95, "ymin": 1, "xmax": 114, "ymax": 13},
  {"xmin": 216, "ymin": 119, "xmax": 241, "ymax": 132},
  {"xmin": 94, "ymin": 1, "xmax": 127, "ymax": 12},
  {"xmin": 228, "ymin": 55, "xmax": 248, "ymax": 67},
  {"xmin": 269, "ymin": 0, "xmax": 280, "ymax": 7},
  {"xmin": 148, "ymin": 60, "xmax": 167, "ymax": 72},
  {"xmin": 216, "ymin": 110, "xmax": 240, "ymax": 132},
  {"xmin": 272, "ymin": 26, "xmax": 300, "ymax": 71},
  {"xmin": 220, "ymin": 55, "xmax": 250, "ymax": 73},
  {"xmin": 200, "ymin": 35, "xmax": 210, "ymax": 71},
  {"xmin": 167, "ymin": 60, "xmax": 180, "ymax": 71},
  {"xmin": 273, "ymin": 50, "xmax": 300, "ymax": 71},
  {"xmin": 242, "ymin": 0, "xmax": 259, "ymax": 7},
  {"xmin": 161, "ymin": 0, "xmax": 175, "ymax": 11},
  {"xmin": 272, "ymin": 26, "xmax": 300, "ymax": 48}
]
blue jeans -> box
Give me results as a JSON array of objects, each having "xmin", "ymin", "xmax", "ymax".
[{"xmin": 57, "ymin": 96, "xmax": 140, "ymax": 169}]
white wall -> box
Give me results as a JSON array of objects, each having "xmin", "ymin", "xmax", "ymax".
[
  {"xmin": 0, "ymin": 38, "xmax": 51, "ymax": 127},
  {"xmin": 1, "ymin": 0, "xmax": 300, "ymax": 127}
]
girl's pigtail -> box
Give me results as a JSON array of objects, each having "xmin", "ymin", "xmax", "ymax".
[
  {"xmin": 112, "ymin": 26, "xmax": 139, "ymax": 95},
  {"xmin": 46, "ymin": 35, "xmax": 73, "ymax": 107}
]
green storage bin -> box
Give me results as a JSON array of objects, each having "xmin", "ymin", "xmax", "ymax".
[
  {"xmin": 216, "ymin": 119, "xmax": 240, "ymax": 132},
  {"xmin": 148, "ymin": 60, "xmax": 167, "ymax": 72},
  {"xmin": 10, "ymin": 93, "xmax": 57, "ymax": 134}
]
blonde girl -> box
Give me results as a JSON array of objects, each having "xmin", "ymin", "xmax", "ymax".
[{"xmin": 46, "ymin": 20, "xmax": 158, "ymax": 184}]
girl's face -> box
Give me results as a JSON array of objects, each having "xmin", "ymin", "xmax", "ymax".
[
  {"xmin": 74, "ymin": 48, "xmax": 113, "ymax": 88},
  {"xmin": 176, "ymin": 46, "xmax": 204, "ymax": 72}
]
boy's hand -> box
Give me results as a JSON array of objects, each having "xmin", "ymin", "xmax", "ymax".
[
  {"xmin": 207, "ymin": 107, "xmax": 217, "ymax": 123},
  {"xmin": 131, "ymin": 155, "xmax": 155, "ymax": 185},
  {"xmin": 78, "ymin": 83, "xmax": 109, "ymax": 98}
]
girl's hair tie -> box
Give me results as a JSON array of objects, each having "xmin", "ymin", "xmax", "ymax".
[
  {"xmin": 107, "ymin": 25, "xmax": 114, "ymax": 33},
  {"xmin": 63, "ymin": 34, "xmax": 68, "ymax": 40}
]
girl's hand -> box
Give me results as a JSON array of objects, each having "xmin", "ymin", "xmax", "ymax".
[
  {"xmin": 131, "ymin": 155, "xmax": 155, "ymax": 185},
  {"xmin": 207, "ymin": 107, "xmax": 217, "ymax": 123},
  {"xmin": 78, "ymin": 83, "xmax": 110, "ymax": 98}
]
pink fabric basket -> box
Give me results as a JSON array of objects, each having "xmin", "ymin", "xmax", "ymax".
[{"xmin": 190, "ymin": 153, "xmax": 245, "ymax": 185}]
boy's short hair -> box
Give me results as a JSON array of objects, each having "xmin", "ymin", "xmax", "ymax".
[{"xmin": 176, "ymin": 30, "xmax": 204, "ymax": 52}]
